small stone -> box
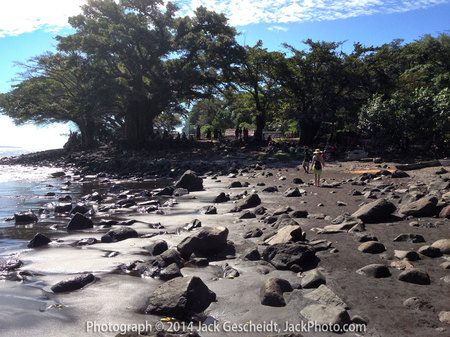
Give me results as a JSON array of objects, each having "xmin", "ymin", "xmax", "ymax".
[
  {"xmin": 418, "ymin": 245, "xmax": 442, "ymax": 258},
  {"xmin": 403, "ymin": 297, "xmax": 433, "ymax": 310},
  {"xmin": 431, "ymin": 239, "xmax": 450, "ymax": 254},
  {"xmin": 438, "ymin": 311, "xmax": 450, "ymax": 324},
  {"xmin": 358, "ymin": 241, "xmax": 386, "ymax": 254},
  {"xmin": 260, "ymin": 278, "xmax": 292, "ymax": 307},
  {"xmin": 398, "ymin": 268, "xmax": 430, "ymax": 285},
  {"xmin": 356, "ymin": 264, "xmax": 391, "ymax": 278},
  {"xmin": 394, "ymin": 250, "xmax": 420, "ymax": 261},
  {"xmin": 301, "ymin": 269, "xmax": 326, "ymax": 288}
]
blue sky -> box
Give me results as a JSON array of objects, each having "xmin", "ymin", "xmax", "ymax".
[{"xmin": 0, "ymin": 0, "xmax": 449, "ymax": 150}]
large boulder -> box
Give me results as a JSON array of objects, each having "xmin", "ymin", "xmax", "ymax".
[
  {"xmin": 232, "ymin": 193, "xmax": 261, "ymax": 211},
  {"xmin": 260, "ymin": 278, "xmax": 293, "ymax": 307},
  {"xmin": 101, "ymin": 227, "xmax": 138, "ymax": 243},
  {"xmin": 351, "ymin": 199, "xmax": 396, "ymax": 223},
  {"xmin": 14, "ymin": 210, "xmax": 38, "ymax": 223},
  {"xmin": 27, "ymin": 233, "xmax": 51, "ymax": 248},
  {"xmin": 399, "ymin": 196, "xmax": 438, "ymax": 217},
  {"xmin": 174, "ymin": 170, "xmax": 203, "ymax": 192},
  {"xmin": 177, "ymin": 226, "xmax": 229, "ymax": 258},
  {"xmin": 145, "ymin": 276, "xmax": 216, "ymax": 319},
  {"xmin": 67, "ymin": 213, "xmax": 93, "ymax": 231},
  {"xmin": 51, "ymin": 273, "xmax": 95, "ymax": 293},
  {"xmin": 262, "ymin": 243, "xmax": 316, "ymax": 271}
]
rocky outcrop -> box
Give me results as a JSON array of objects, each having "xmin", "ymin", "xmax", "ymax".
[{"xmin": 67, "ymin": 213, "xmax": 93, "ymax": 231}]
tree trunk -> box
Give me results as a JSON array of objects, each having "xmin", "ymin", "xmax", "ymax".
[
  {"xmin": 125, "ymin": 100, "xmax": 153, "ymax": 148},
  {"xmin": 77, "ymin": 119, "xmax": 97, "ymax": 149},
  {"xmin": 298, "ymin": 119, "xmax": 321, "ymax": 146},
  {"xmin": 253, "ymin": 110, "xmax": 265, "ymax": 143}
]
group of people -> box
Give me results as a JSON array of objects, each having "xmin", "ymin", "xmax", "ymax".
[{"xmin": 302, "ymin": 147, "xmax": 325, "ymax": 187}]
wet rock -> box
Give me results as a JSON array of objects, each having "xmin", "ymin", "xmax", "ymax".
[
  {"xmin": 403, "ymin": 297, "xmax": 433, "ymax": 310},
  {"xmin": 101, "ymin": 227, "xmax": 138, "ymax": 243},
  {"xmin": 0, "ymin": 258, "xmax": 23, "ymax": 273},
  {"xmin": 418, "ymin": 245, "xmax": 442, "ymax": 258},
  {"xmin": 109, "ymin": 185, "xmax": 127, "ymax": 194},
  {"xmin": 67, "ymin": 213, "xmax": 93, "ymax": 231},
  {"xmin": 223, "ymin": 264, "xmax": 240, "ymax": 278},
  {"xmin": 27, "ymin": 233, "xmax": 51, "ymax": 248},
  {"xmin": 145, "ymin": 276, "xmax": 216, "ymax": 319},
  {"xmin": 356, "ymin": 264, "xmax": 391, "ymax": 278},
  {"xmin": 50, "ymin": 171, "xmax": 65, "ymax": 178},
  {"xmin": 184, "ymin": 219, "xmax": 202, "ymax": 231},
  {"xmin": 239, "ymin": 211, "xmax": 256, "ymax": 219},
  {"xmin": 177, "ymin": 226, "xmax": 229, "ymax": 258},
  {"xmin": 153, "ymin": 187, "xmax": 175, "ymax": 196},
  {"xmin": 273, "ymin": 206, "xmax": 293, "ymax": 216},
  {"xmin": 398, "ymin": 268, "xmax": 430, "ymax": 285},
  {"xmin": 254, "ymin": 206, "xmax": 267, "ymax": 215},
  {"xmin": 231, "ymin": 194, "xmax": 261, "ymax": 212},
  {"xmin": 243, "ymin": 228, "xmax": 263, "ymax": 238},
  {"xmin": 293, "ymin": 178, "xmax": 304, "ymax": 184},
  {"xmin": 431, "ymin": 239, "xmax": 450, "ymax": 254},
  {"xmin": 356, "ymin": 234, "xmax": 378, "ymax": 242},
  {"xmin": 284, "ymin": 188, "xmax": 303, "ymax": 197},
  {"xmin": 201, "ymin": 206, "xmax": 217, "ymax": 215},
  {"xmin": 159, "ymin": 263, "xmax": 183, "ymax": 281},
  {"xmin": 290, "ymin": 210, "xmax": 308, "ymax": 218},
  {"xmin": 51, "ymin": 273, "xmax": 95, "ymax": 293},
  {"xmin": 392, "ymin": 170, "xmax": 410, "ymax": 178},
  {"xmin": 399, "ymin": 196, "xmax": 438, "ymax": 217},
  {"xmin": 393, "ymin": 233, "xmax": 425, "ymax": 243},
  {"xmin": 174, "ymin": 170, "xmax": 203, "ymax": 192},
  {"xmin": 71, "ymin": 204, "xmax": 92, "ymax": 215},
  {"xmin": 260, "ymin": 278, "xmax": 293, "ymax": 307},
  {"xmin": 264, "ymin": 225, "xmax": 305, "ymax": 245},
  {"xmin": 262, "ymin": 243, "xmax": 316, "ymax": 271},
  {"xmin": 99, "ymin": 220, "xmax": 119, "ymax": 228},
  {"xmin": 228, "ymin": 181, "xmax": 243, "ymax": 188},
  {"xmin": 352, "ymin": 199, "xmax": 396, "ymax": 223},
  {"xmin": 173, "ymin": 188, "xmax": 188, "ymax": 197},
  {"xmin": 301, "ymin": 269, "xmax": 326, "ymax": 288},
  {"xmin": 77, "ymin": 238, "xmax": 98, "ymax": 246},
  {"xmin": 14, "ymin": 210, "xmax": 38, "ymax": 223},
  {"xmin": 300, "ymin": 304, "xmax": 351, "ymax": 327},
  {"xmin": 54, "ymin": 203, "xmax": 73, "ymax": 214},
  {"xmin": 213, "ymin": 192, "xmax": 230, "ymax": 203},
  {"xmin": 358, "ymin": 241, "xmax": 386, "ymax": 254},
  {"xmin": 242, "ymin": 248, "xmax": 261, "ymax": 261},
  {"xmin": 144, "ymin": 240, "xmax": 168, "ymax": 256},
  {"xmin": 303, "ymin": 285, "xmax": 349, "ymax": 309},
  {"xmin": 116, "ymin": 199, "xmax": 137, "ymax": 208},
  {"xmin": 262, "ymin": 186, "xmax": 278, "ymax": 193}
]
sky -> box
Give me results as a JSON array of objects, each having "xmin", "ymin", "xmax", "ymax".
[{"xmin": 0, "ymin": 0, "xmax": 449, "ymax": 151}]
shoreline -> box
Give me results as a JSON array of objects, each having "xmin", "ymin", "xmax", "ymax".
[{"xmin": 0, "ymin": 148, "xmax": 449, "ymax": 336}]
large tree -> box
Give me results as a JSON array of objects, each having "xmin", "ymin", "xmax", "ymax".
[{"xmin": 57, "ymin": 0, "xmax": 242, "ymax": 147}]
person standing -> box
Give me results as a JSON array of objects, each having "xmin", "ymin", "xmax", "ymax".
[
  {"xmin": 302, "ymin": 147, "xmax": 312, "ymax": 173},
  {"xmin": 310, "ymin": 149, "xmax": 324, "ymax": 187}
]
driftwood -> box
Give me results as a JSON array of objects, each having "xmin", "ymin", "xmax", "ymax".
[{"xmin": 396, "ymin": 160, "xmax": 441, "ymax": 171}]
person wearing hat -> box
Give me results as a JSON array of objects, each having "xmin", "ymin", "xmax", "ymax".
[{"xmin": 310, "ymin": 149, "xmax": 324, "ymax": 187}]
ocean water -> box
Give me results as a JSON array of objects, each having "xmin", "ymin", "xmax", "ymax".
[
  {"xmin": 0, "ymin": 146, "xmax": 31, "ymax": 158},
  {"xmin": 0, "ymin": 165, "xmax": 83, "ymax": 255}
]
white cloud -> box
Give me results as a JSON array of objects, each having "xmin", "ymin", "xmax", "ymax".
[
  {"xmin": 0, "ymin": 0, "xmax": 87, "ymax": 37},
  {"xmin": 0, "ymin": 0, "xmax": 447, "ymax": 37},
  {"xmin": 268, "ymin": 25, "xmax": 289, "ymax": 32}
]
